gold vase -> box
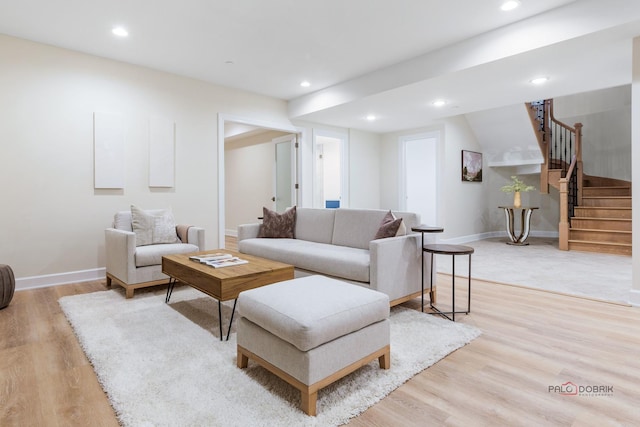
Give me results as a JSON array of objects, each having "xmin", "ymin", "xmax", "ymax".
[{"xmin": 513, "ymin": 191, "xmax": 522, "ymax": 208}]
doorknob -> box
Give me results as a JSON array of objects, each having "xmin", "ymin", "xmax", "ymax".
[{"xmin": 271, "ymin": 196, "xmax": 276, "ymax": 202}]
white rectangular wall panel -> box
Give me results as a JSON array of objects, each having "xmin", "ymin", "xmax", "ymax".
[
  {"xmin": 149, "ymin": 118, "xmax": 175, "ymax": 187},
  {"xmin": 94, "ymin": 112, "xmax": 125, "ymax": 189}
]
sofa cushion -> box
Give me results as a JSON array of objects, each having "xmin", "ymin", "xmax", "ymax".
[
  {"xmin": 332, "ymin": 209, "xmax": 388, "ymax": 249},
  {"xmin": 238, "ymin": 238, "xmax": 370, "ymax": 283},
  {"xmin": 258, "ymin": 206, "xmax": 296, "ymax": 238},
  {"xmin": 294, "ymin": 208, "xmax": 335, "ymax": 244},
  {"xmin": 130, "ymin": 205, "xmax": 180, "ymax": 246},
  {"xmin": 134, "ymin": 243, "xmax": 200, "ymax": 267},
  {"xmin": 237, "ymin": 275, "xmax": 389, "ymax": 352},
  {"xmin": 374, "ymin": 210, "xmax": 404, "ymax": 239}
]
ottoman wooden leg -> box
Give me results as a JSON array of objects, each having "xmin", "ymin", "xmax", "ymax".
[
  {"xmin": 378, "ymin": 350, "xmax": 391, "ymax": 369},
  {"xmin": 301, "ymin": 389, "xmax": 317, "ymax": 416},
  {"xmin": 237, "ymin": 349, "xmax": 249, "ymax": 369}
]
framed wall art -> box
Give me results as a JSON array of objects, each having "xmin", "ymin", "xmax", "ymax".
[{"xmin": 461, "ymin": 150, "xmax": 482, "ymax": 182}]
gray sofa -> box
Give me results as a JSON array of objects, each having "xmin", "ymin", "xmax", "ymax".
[{"xmin": 237, "ymin": 207, "xmax": 435, "ymax": 306}]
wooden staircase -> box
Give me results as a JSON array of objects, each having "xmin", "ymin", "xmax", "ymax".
[
  {"xmin": 568, "ymin": 182, "xmax": 632, "ymax": 255},
  {"xmin": 527, "ymin": 99, "xmax": 632, "ymax": 256}
]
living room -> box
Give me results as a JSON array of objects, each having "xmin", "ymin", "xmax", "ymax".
[{"xmin": 1, "ymin": 1, "xmax": 640, "ymax": 425}]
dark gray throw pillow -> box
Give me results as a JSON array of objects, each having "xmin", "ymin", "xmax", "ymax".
[
  {"xmin": 374, "ymin": 210, "xmax": 403, "ymax": 240},
  {"xmin": 258, "ymin": 206, "xmax": 296, "ymax": 238}
]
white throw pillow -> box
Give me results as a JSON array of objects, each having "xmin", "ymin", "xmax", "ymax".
[{"xmin": 130, "ymin": 205, "xmax": 179, "ymax": 246}]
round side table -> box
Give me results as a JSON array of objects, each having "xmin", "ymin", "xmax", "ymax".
[{"xmin": 422, "ymin": 244, "xmax": 474, "ymax": 322}]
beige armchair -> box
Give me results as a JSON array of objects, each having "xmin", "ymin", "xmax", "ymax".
[{"xmin": 105, "ymin": 208, "xmax": 205, "ymax": 298}]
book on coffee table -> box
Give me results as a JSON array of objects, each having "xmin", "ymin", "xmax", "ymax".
[
  {"xmin": 190, "ymin": 253, "xmax": 233, "ymax": 263},
  {"xmin": 206, "ymin": 257, "xmax": 249, "ymax": 268}
]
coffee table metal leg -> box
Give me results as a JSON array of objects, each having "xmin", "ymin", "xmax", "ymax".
[
  {"xmin": 225, "ymin": 299, "xmax": 238, "ymax": 341},
  {"xmin": 165, "ymin": 278, "xmax": 176, "ymax": 303}
]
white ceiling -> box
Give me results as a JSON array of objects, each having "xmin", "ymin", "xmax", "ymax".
[{"xmin": 1, "ymin": 0, "xmax": 640, "ymax": 133}]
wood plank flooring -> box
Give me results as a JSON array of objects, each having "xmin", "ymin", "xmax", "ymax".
[{"xmin": 1, "ymin": 244, "xmax": 639, "ymax": 426}]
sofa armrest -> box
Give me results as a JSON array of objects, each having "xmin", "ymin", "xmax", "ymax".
[
  {"xmin": 105, "ymin": 228, "xmax": 136, "ymax": 283},
  {"xmin": 369, "ymin": 234, "xmax": 433, "ymax": 304},
  {"xmin": 237, "ymin": 223, "xmax": 261, "ymax": 242},
  {"xmin": 184, "ymin": 226, "xmax": 205, "ymax": 250}
]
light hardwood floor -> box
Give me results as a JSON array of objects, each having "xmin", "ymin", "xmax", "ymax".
[{"xmin": 1, "ymin": 245, "xmax": 639, "ymax": 426}]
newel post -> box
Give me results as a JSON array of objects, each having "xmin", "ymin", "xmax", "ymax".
[{"xmin": 559, "ymin": 179, "xmax": 569, "ymax": 250}]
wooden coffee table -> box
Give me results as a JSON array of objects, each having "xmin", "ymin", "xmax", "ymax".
[{"xmin": 162, "ymin": 250, "xmax": 294, "ymax": 340}]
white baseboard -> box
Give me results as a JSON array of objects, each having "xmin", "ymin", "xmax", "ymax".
[
  {"xmin": 628, "ymin": 289, "xmax": 640, "ymax": 307},
  {"xmin": 225, "ymin": 229, "xmax": 238, "ymax": 237},
  {"xmin": 16, "ymin": 268, "xmax": 106, "ymax": 291}
]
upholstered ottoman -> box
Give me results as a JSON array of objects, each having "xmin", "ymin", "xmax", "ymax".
[{"xmin": 236, "ymin": 275, "xmax": 391, "ymax": 416}]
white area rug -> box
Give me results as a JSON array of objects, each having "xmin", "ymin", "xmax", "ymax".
[{"xmin": 59, "ymin": 287, "xmax": 480, "ymax": 426}]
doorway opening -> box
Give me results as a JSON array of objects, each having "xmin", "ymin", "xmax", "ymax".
[
  {"xmin": 313, "ymin": 129, "xmax": 349, "ymax": 209},
  {"xmin": 218, "ymin": 115, "xmax": 302, "ymax": 248}
]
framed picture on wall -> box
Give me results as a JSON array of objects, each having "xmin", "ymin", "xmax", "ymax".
[{"xmin": 461, "ymin": 150, "xmax": 482, "ymax": 182}]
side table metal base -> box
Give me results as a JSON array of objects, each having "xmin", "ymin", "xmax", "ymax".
[{"xmin": 423, "ymin": 244, "xmax": 473, "ymax": 322}]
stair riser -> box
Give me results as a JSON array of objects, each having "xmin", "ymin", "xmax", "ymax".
[
  {"xmin": 583, "ymin": 188, "xmax": 631, "ymax": 197},
  {"xmin": 581, "ymin": 198, "xmax": 631, "ymax": 207},
  {"xmin": 569, "ymin": 230, "xmax": 631, "ymax": 244},
  {"xmin": 570, "ymin": 219, "xmax": 632, "ymax": 231},
  {"xmin": 573, "ymin": 208, "xmax": 632, "ymax": 219},
  {"xmin": 568, "ymin": 241, "xmax": 632, "ymax": 256}
]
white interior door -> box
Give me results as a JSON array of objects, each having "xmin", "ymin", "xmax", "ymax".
[
  {"xmin": 274, "ymin": 135, "xmax": 297, "ymax": 212},
  {"xmin": 401, "ymin": 133, "xmax": 438, "ymax": 225}
]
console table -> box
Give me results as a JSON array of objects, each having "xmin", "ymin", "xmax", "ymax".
[
  {"xmin": 411, "ymin": 225, "xmax": 444, "ymax": 312},
  {"xmin": 422, "ymin": 244, "xmax": 473, "ymax": 322},
  {"xmin": 498, "ymin": 205, "xmax": 539, "ymax": 246}
]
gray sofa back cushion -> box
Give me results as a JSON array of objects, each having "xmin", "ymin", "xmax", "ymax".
[
  {"xmin": 331, "ymin": 209, "xmax": 421, "ymax": 250},
  {"xmin": 332, "ymin": 209, "xmax": 388, "ymax": 249},
  {"xmin": 295, "ymin": 208, "xmax": 336, "ymax": 244}
]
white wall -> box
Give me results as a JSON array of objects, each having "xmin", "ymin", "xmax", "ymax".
[
  {"xmin": 348, "ymin": 129, "xmax": 381, "ymax": 209},
  {"xmin": 0, "ymin": 34, "xmax": 288, "ymax": 284},
  {"xmin": 554, "ymin": 85, "xmax": 631, "ymax": 181}
]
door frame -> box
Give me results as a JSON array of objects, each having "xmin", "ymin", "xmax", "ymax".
[{"xmin": 217, "ymin": 113, "xmax": 305, "ymax": 248}]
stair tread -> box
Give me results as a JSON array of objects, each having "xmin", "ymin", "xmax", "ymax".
[
  {"xmin": 575, "ymin": 206, "xmax": 631, "ymax": 210},
  {"xmin": 570, "ymin": 228, "xmax": 631, "ymax": 234},
  {"xmin": 568, "ymin": 239, "xmax": 632, "ymax": 247},
  {"xmin": 584, "ymin": 186, "xmax": 631, "ymax": 189},
  {"xmin": 582, "ymin": 196, "xmax": 631, "ymax": 199},
  {"xmin": 572, "ymin": 217, "xmax": 631, "ymax": 221}
]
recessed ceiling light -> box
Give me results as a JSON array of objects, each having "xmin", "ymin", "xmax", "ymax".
[
  {"xmin": 300, "ymin": 80, "xmax": 311, "ymax": 88},
  {"xmin": 530, "ymin": 76, "xmax": 549, "ymax": 85},
  {"xmin": 112, "ymin": 26, "xmax": 129, "ymax": 37},
  {"xmin": 500, "ymin": 1, "xmax": 520, "ymax": 11},
  {"xmin": 365, "ymin": 114, "xmax": 376, "ymax": 121},
  {"xmin": 432, "ymin": 99, "xmax": 446, "ymax": 107}
]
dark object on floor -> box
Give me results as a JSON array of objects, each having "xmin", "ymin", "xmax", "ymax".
[{"xmin": 0, "ymin": 264, "xmax": 15, "ymax": 309}]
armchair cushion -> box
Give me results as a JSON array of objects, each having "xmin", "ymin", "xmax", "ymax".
[
  {"xmin": 130, "ymin": 205, "xmax": 179, "ymax": 246},
  {"xmin": 135, "ymin": 242, "xmax": 200, "ymax": 267}
]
